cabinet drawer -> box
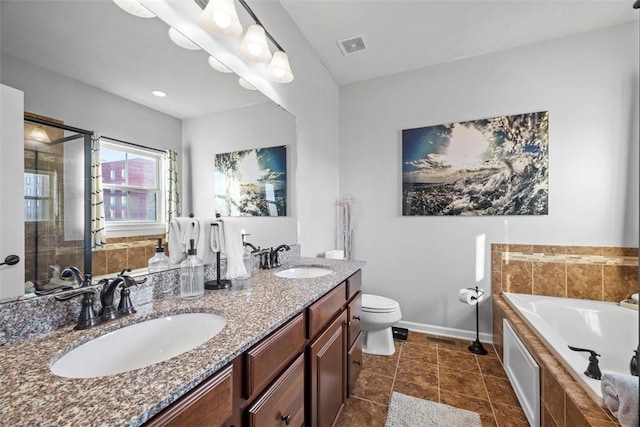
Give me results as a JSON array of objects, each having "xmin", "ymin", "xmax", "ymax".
[
  {"xmin": 346, "ymin": 270, "xmax": 362, "ymax": 301},
  {"xmin": 348, "ymin": 332, "xmax": 363, "ymax": 397},
  {"xmin": 307, "ymin": 282, "xmax": 346, "ymax": 339},
  {"xmin": 245, "ymin": 313, "xmax": 305, "ymax": 399},
  {"xmin": 347, "ymin": 292, "xmax": 362, "ymax": 348},
  {"xmin": 146, "ymin": 364, "xmax": 233, "ymax": 427},
  {"xmin": 246, "ymin": 354, "xmax": 305, "ymax": 427}
]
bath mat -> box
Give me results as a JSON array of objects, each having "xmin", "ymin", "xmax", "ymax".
[{"xmin": 385, "ymin": 392, "xmax": 482, "ymax": 427}]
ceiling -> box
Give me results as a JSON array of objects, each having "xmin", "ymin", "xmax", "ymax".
[
  {"xmin": 1, "ymin": 1, "xmax": 636, "ymax": 119},
  {"xmin": 279, "ymin": 0, "xmax": 638, "ymax": 85},
  {"xmin": 0, "ymin": 0, "xmax": 267, "ymax": 120}
]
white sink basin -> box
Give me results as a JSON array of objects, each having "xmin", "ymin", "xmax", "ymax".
[
  {"xmin": 275, "ymin": 267, "xmax": 333, "ymax": 279},
  {"xmin": 50, "ymin": 313, "xmax": 226, "ymax": 378}
]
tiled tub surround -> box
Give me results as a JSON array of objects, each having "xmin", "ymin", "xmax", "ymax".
[
  {"xmin": 0, "ymin": 256, "xmax": 365, "ymax": 426},
  {"xmin": 491, "ymin": 243, "xmax": 637, "ymax": 427},
  {"xmin": 91, "ymin": 234, "xmax": 168, "ymax": 277},
  {"xmin": 491, "ymin": 244, "xmax": 638, "ymax": 302}
]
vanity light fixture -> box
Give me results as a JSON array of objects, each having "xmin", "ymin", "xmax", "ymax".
[
  {"xmin": 112, "ymin": 0, "xmax": 156, "ymax": 18},
  {"xmin": 152, "ymin": 90, "xmax": 167, "ymax": 97},
  {"xmin": 199, "ymin": 0, "xmax": 243, "ymax": 37},
  {"xmin": 238, "ymin": 78, "xmax": 257, "ymax": 91},
  {"xmin": 208, "ymin": 56, "xmax": 233, "ymax": 73},
  {"xmin": 265, "ymin": 51, "xmax": 294, "ymax": 83},
  {"xmin": 196, "ymin": 0, "xmax": 295, "ymax": 83},
  {"xmin": 168, "ymin": 27, "xmax": 201, "ymax": 50},
  {"xmin": 238, "ymin": 24, "xmax": 272, "ymax": 63}
]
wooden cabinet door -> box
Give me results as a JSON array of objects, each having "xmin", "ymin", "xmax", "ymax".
[
  {"xmin": 145, "ymin": 364, "xmax": 234, "ymax": 427},
  {"xmin": 307, "ymin": 310, "xmax": 347, "ymax": 427}
]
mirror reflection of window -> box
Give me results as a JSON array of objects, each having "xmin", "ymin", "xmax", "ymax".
[{"xmin": 100, "ymin": 141, "xmax": 163, "ymax": 225}]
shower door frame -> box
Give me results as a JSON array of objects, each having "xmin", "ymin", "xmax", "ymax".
[{"xmin": 23, "ymin": 115, "xmax": 93, "ymax": 278}]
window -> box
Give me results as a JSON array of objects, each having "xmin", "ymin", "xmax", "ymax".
[
  {"xmin": 24, "ymin": 172, "xmax": 51, "ymax": 221},
  {"xmin": 100, "ymin": 140, "xmax": 165, "ymax": 235}
]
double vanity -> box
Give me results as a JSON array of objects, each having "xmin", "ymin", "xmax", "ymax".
[{"xmin": 0, "ymin": 257, "xmax": 364, "ymax": 426}]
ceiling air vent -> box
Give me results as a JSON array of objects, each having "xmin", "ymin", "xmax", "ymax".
[{"xmin": 337, "ymin": 34, "xmax": 368, "ymax": 56}]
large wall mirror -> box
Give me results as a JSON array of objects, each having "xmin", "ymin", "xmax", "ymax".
[{"xmin": 0, "ymin": 0, "xmax": 297, "ymax": 301}]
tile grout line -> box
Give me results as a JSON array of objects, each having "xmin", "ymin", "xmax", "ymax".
[
  {"xmin": 478, "ymin": 357, "xmax": 501, "ymax": 427},
  {"xmin": 388, "ymin": 340, "xmax": 402, "ymax": 405}
]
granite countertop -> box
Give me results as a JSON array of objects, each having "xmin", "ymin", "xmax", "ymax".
[{"xmin": 0, "ymin": 257, "xmax": 364, "ymax": 426}]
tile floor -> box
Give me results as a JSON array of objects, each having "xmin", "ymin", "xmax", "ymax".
[{"xmin": 336, "ymin": 332, "xmax": 529, "ymax": 427}]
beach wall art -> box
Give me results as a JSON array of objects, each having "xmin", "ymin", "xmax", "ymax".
[
  {"xmin": 402, "ymin": 111, "xmax": 549, "ymax": 216},
  {"xmin": 215, "ymin": 145, "xmax": 287, "ymax": 216}
]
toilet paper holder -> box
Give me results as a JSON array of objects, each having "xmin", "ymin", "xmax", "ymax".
[{"xmin": 462, "ymin": 285, "xmax": 488, "ymax": 356}]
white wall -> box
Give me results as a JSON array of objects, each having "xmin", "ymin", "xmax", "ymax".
[
  {"xmin": 0, "ymin": 54, "xmax": 182, "ymax": 154},
  {"xmin": 182, "ymin": 101, "xmax": 297, "ymax": 248},
  {"xmin": 147, "ymin": 1, "xmax": 341, "ymax": 258},
  {"xmin": 0, "ymin": 85, "xmax": 25, "ymax": 299},
  {"xmin": 338, "ymin": 22, "xmax": 639, "ymax": 339}
]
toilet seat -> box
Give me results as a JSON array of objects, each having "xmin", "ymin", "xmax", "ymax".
[{"xmin": 362, "ymin": 294, "xmax": 400, "ymax": 313}]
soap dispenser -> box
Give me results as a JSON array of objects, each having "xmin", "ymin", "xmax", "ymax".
[
  {"xmin": 180, "ymin": 239, "xmax": 204, "ymax": 299},
  {"xmin": 148, "ymin": 238, "xmax": 170, "ymax": 273},
  {"xmin": 240, "ymin": 232, "xmax": 253, "ymax": 279}
]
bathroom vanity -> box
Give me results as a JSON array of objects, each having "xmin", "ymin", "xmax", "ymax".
[
  {"xmin": 0, "ymin": 258, "xmax": 363, "ymax": 427},
  {"xmin": 146, "ymin": 270, "xmax": 362, "ymax": 426}
]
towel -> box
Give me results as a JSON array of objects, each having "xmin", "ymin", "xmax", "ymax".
[
  {"xmin": 601, "ymin": 372, "xmax": 639, "ymax": 427},
  {"xmin": 196, "ymin": 218, "xmax": 219, "ymax": 265},
  {"xmin": 219, "ymin": 219, "xmax": 246, "ymax": 279},
  {"xmin": 168, "ymin": 217, "xmax": 200, "ymax": 264}
]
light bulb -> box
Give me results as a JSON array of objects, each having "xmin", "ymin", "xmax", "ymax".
[
  {"xmin": 265, "ymin": 51, "xmax": 294, "ymax": 83},
  {"xmin": 213, "ymin": 13, "xmax": 231, "ymax": 29},
  {"xmin": 238, "ymin": 25, "xmax": 272, "ymax": 63},
  {"xmin": 29, "ymin": 126, "xmax": 50, "ymax": 142},
  {"xmin": 199, "ymin": 0, "xmax": 242, "ymax": 37}
]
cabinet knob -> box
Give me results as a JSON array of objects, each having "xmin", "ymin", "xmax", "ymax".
[
  {"xmin": 281, "ymin": 414, "xmax": 292, "ymax": 425},
  {"xmin": 353, "ymin": 360, "xmax": 362, "ymax": 366},
  {"xmin": 353, "ymin": 315, "xmax": 360, "ymax": 321}
]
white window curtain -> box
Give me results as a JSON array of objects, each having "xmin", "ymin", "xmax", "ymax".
[
  {"xmin": 91, "ymin": 135, "xmax": 107, "ymax": 248},
  {"xmin": 166, "ymin": 149, "xmax": 181, "ymax": 231}
]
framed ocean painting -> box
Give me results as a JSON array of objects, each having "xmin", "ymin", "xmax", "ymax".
[
  {"xmin": 402, "ymin": 111, "xmax": 549, "ymax": 216},
  {"xmin": 215, "ymin": 145, "xmax": 287, "ymax": 216}
]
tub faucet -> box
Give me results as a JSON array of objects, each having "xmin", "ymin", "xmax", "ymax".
[{"xmin": 568, "ymin": 345, "xmax": 602, "ymax": 380}]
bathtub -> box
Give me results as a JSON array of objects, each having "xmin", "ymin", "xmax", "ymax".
[{"xmin": 502, "ymin": 292, "xmax": 639, "ymax": 401}]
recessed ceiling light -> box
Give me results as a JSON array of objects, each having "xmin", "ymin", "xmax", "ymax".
[{"xmin": 152, "ymin": 90, "xmax": 167, "ymax": 97}]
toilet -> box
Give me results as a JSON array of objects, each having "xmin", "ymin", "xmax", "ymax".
[{"xmin": 361, "ymin": 294, "xmax": 402, "ymax": 356}]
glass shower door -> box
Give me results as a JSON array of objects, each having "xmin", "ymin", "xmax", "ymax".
[{"xmin": 24, "ymin": 116, "xmax": 91, "ymax": 292}]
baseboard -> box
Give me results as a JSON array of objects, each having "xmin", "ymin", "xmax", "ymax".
[{"xmin": 395, "ymin": 320, "xmax": 493, "ymax": 344}]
